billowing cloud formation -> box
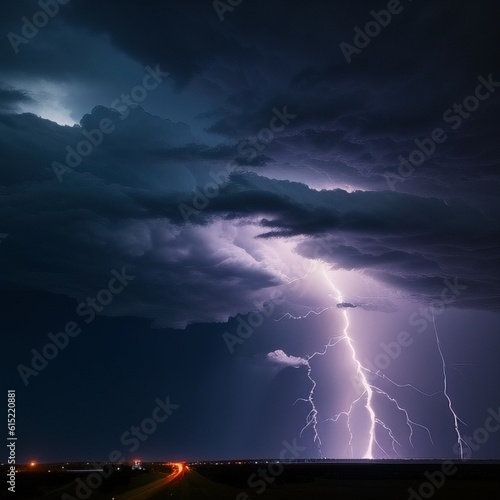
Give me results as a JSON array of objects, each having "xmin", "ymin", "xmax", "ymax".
[
  {"xmin": 0, "ymin": 109, "xmax": 282, "ymax": 328},
  {"xmin": 180, "ymin": 173, "xmax": 500, "ymax": 311},
  {"xmin": 0, "ymin": 85, "xmax": 33, "ymax": 113},
  {"xmin": 1, "ymin": 0, "xmax": 500, "ymax": 328},
  {"xmin": 2, "ymin": 1, "xmax": 500, "ymax": 195},
  {"xmin": 266, "ymin": 350, "xmax": 308, "ymax": 368},
  {"xmin": 0, "ymin": 104, "xmax": 499, "ymax": 331}
]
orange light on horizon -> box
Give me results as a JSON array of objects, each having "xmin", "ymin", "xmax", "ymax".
[{"xmin": 30, "ymin": 462, "xmax": 36, "ymax": 467}]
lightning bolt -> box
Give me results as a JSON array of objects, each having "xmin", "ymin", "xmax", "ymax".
[
  {"xmin": 294, "ymin": 336, "xmax": 346, "ymax": 457},
  {"xmin": 431, "ymin": 312, "xmax": 469, "ymax": 459},
  {"xmin": 271, "ymin": 257, "xmax": 467, "ymax": 459},
  {"xmin": 338, "ymin": 304, "xmax": 377, "ymax": 459},
  {"xmin": 294, "ymin": 267, "xmax": 435, "ymax": 459}
]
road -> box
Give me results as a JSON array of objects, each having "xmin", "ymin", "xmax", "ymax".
[{"xmin": 115, "ymin": 463, "xmax": 187, "ymax": 499}]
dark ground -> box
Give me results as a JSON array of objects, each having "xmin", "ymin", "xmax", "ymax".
[
  {"xmin": 2, "ymin": 461, "xmax": 499, "ymax": 499},
  {"xmin": 194, "ymin": 461, "xmax": 500, "ymax": 499}
]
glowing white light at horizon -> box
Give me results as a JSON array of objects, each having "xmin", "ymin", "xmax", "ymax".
[{"xmin": 3, "ymin": 77, "xmax": 77, "ymax": 126}]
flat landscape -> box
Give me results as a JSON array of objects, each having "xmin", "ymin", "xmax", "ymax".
[{"xmin": 4, "ymin": 461, "xmax": 499, "ymax": 500}]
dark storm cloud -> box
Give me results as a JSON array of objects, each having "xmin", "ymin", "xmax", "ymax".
[
  {"xmin": 2, "ymin": 101, "xmax": 499, "ymax": 320},
  {"xmin": 59, "ymin": 0, "xmax": 253, "ymax": 88},
  {"xmin": 58, "ymin": 1, "xmax": 499, "ymax": 89},
  {"xmin": 0, "ymin": 85, "xmax": 33, "ymax": 112},
  {"xmin": 2, "ymin": 1, "xmax": 499, "ymax": 199},
  {"xmin": 1, "ymin": 1, "xmax": 122, "ymax": 80},
  {"xmin": 4, "ymin": 1, "xmax": 500, "ymax": 129},
  {"xmin": 1, "ymin": 1, "xmax": 500, "ymax": 325},
  {"xmin": 0, "ymin": 109, "xmax": 286, "ymax": 328}
]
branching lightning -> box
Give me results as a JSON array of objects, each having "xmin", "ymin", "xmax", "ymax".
[
  {"xmin": 336, "ymin": 303, "xmax": 377, "ymax": 459},
  {"xmin": 275, "ymin": 307, "xmax": 333, "ymax": 322},
  {"xmin": 268, "ymin": 253, "xmax": 469, "ymax": 459},
  {"xmin": 286, "ymin": 266, "xmax": 440, "ymax": 459},
  {"xmin": 362, "ymin": 368, "xmax": 440, "ymax": 398},
  {"xmin": 294, "ymin": 336, "xmax": 347, "ymax": 456},
  {"xmin": 322, "ymin": 268, "xmax": 437, "ymax": 458}
]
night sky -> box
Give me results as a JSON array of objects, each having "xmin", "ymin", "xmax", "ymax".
[{"xmin": 1, "ymin": 0, "xmax": 500, "ymax": 463}]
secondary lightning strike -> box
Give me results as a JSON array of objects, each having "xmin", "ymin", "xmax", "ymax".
[
  {"xmin": 273, "ymin": 260, "xmax": 336, "ymax": 321},
  {"xmin": 370, "ymin": 386, "xmax": 435, "ymax": 448},
  {"xmin": 375, "ymin": 417, "xmax": 402, "ymax": 457},
  {"xmin": 362, "ymin": 368, "xmax": 441, "ymax": 398},
  {"xmin": 275, "ymin": 307, "xmax": 333, "ymax": 322},
  {"xmin": 431, "ymin": 312, "xmax": 469, "ymax": 459},
  {"xmin": 326, "ymin": 390, "xmax": 367, "ymax": 457},
  {"xmin": 294, "ymin": 336, "xmax": 347, "ymax": 457}
]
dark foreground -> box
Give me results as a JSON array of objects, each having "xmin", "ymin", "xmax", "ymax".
[
  {"xmin": 3, "ymin": 461, "xmax": 499, "ymax": 499},
  {"xmin": 195, "ymin": 461, "xmax": 500, "ymax": 499}
]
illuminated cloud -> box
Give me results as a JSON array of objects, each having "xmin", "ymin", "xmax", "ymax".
[
  {"xmin": 266, "ymin": 350, "xmax": 308, "ymax": 368},
  {"xmin": 1, "ymin": 104, "xmax": 499, "ymax": 331}
]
